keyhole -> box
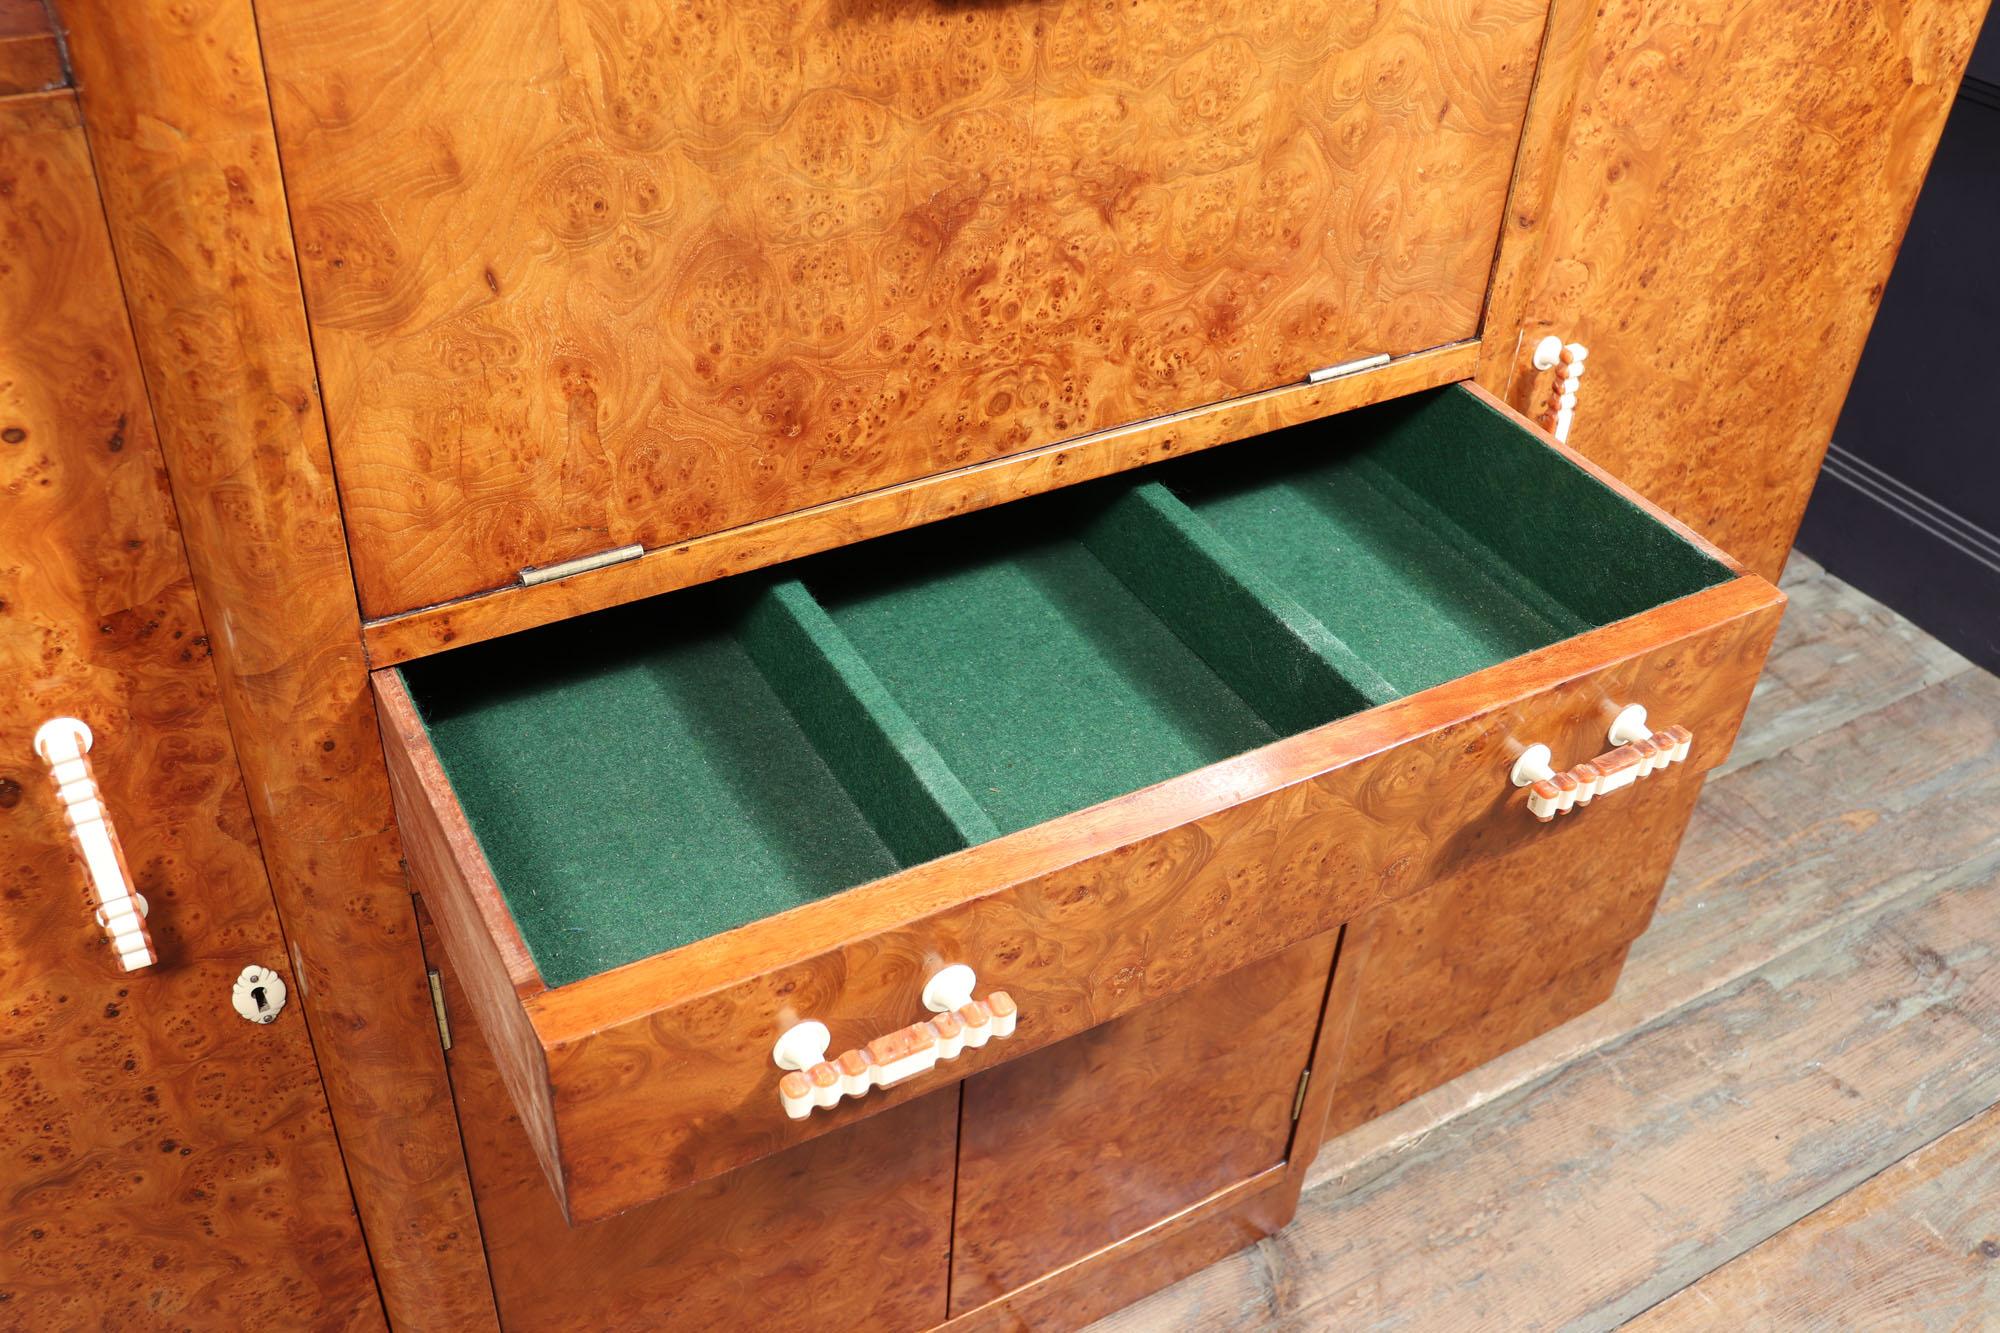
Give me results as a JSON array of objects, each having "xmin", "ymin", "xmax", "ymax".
[{"xmin": 251, "ymin": 985, "xmax": 269, "ymax": 1012}]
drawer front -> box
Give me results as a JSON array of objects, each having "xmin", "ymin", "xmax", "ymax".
[
  {"xmin": 385, "ymin": 569, "xmax": 1782, "ymax": 1223},
  {"xmin": 258, "ymin": 0, "xmax": 1550, "ymax": 618}
]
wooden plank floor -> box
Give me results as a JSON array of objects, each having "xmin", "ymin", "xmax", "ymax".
[{"xmin": 1092, "ymin": 554, "xmax": 2000, "ymax": 1331}]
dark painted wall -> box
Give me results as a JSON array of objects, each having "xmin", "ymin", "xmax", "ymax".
[{"xmin": 1797, "ymin": 11, "xmax": 2000, "ymax": 673}]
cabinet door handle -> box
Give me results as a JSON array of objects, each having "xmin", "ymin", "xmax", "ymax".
[
  {"xmin": 773, "ymin": 964, "xmax": 1016, "ymax": 1120},
  {"xmin": 34, "ymin": 718, "xmax": 157, "ymax": 971},
  {"xmin": 1531, "ymin": 335, "xmax": 1588, "ymax": 442}
]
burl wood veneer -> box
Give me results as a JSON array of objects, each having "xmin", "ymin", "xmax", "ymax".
[
  {"xmin": 254, "ymin": 0, "xmax": 1551, "ymax": 618},
  {"xmin": 0, "ymin": 0, "xmax": 60, "ymax": 96},
  {"xmin": 360, "ymin": 341, "xmax": 1476, "ymax": 666},
  {"xmin": 1482, "ymin": 0, "xmax": 1989, "ymax": 580},
  {"xmin": 0, "ymin": 90, "xmax": 379, "ymax": 1327},
  {"xmin": 423, "ymin": 910, "xmax": 959, "ymax": 1331},
  {"xmin": 1321, "ymin": 766, "xmax": 1708, "ymax": 1139},
  {"xmin": 52, "ymin": 1, "xmax": 497, "ymax": 1323},
  {"xmin": 951, "ymin": 932, "xmax": 1339, "ymax": 1311}
]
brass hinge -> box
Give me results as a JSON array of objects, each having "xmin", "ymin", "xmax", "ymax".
[
  {"xmin": 427, "ymin": 969, "xmax": 452, "ymax": 1052},
  {"xmin": 519, "ymin": 542, "xmax": 644, "ymax": 587},
  {"xmin": 1305, "ymin": 352, "xmax": 1391, "ymax": 384},
  {"xmin": 1292, "ymin": 1068, "xmax": 1312, "ymax": 1121}
]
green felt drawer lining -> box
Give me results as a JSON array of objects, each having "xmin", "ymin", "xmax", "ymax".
[
  {"xmin": 1083, "ymin": 481, "xmax": 1400, "ymax": 732},
  {"xmin": 399, "ymin": 386, "xmax": 1734, "ymax": 988},
  {"xmin": 740, "ymin": 578, "xmax": 1000, "ymax": 867}
]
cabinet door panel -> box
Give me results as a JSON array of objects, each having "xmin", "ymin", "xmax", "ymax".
[
  {"xmin": 948, "ymin": 932, "xmax": 1338, "ymax": 1312},
  {"xmin": 1487, "ymin": 0, "xmax": 1985, "ymax": 580},
  {"xmin": 0, "ymin": 91, "xmax": 379, "ymax": 1328},
  {"xmin": 257, "ymin": 0, "xmax": 1550, "ymax": 617}
]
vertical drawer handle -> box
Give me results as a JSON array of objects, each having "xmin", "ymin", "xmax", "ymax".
[
  {"xmin": 1510, "ymin": 706, "xmax": 1693, "ymax": 822},
  {"xmin": 1531, "ymin": 335, "xmax": 1588, "ymax": 442},
  {"xmin": 33, "ymin": 718, "xmax": 157, "ymax": 971},
  {"xmin": 773, "ymin": 964, "xmax": 1017, "ymax": 1121}
]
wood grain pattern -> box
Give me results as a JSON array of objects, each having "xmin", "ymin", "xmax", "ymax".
[
  {"xmin": 254, "ymin": 0, "xmax": 1550, "ymax": 618},
  {"xmin": 1631, "ymin": 1102, "xmax": 2000, "ymax": 1329},
  {"xmin": 390, "ymin": 562, "xmax": 1781, "ymax": 1221},
  {"xmin": 951, "ymin": 1168, "xmax": 1294, "ymax": 1333},
  {"xmin": 947, "ymin": 924, "xmax": 1371, "ymax": 1332},
  {"xmin": 0, "ymin": 0, "xmax": 61, "ymax": 96},
  {"xmin": 0, "ymin": 91, "xmax": 379, "ymax": 1327},
  {"xmin": 1472, "ymin": 0, "xmax": 1598, "ymax": 383},
  {"xmin": 422, "ymin": 910, "xmax": 956, "ymax": 1333},
  {"xmin": 1321, "ymin": 764, "xmax": 1704, "ymax": 1138},
  {"xmin": 361, "ymin": 341, "xmax": 1475, "ymax": 667},
  {"xmin": 1329, "ymin": 939, "xmax": 1627, "ymax": 1141},
  {"xmin": 51, "ymin": 4, "xmax": 498, "ymax": 1324},
  {"xmin": 951, "ymin": 933, "xmax": 1338, "ymax": 1310},
  {"xmin": 1479, "ymin": 0, "xmax": 1988, "ymax": 580}
]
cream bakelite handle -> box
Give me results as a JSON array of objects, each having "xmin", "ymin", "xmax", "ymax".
[
  {"xmin": 1532, "ymin": 335, "xmax": 1588, "ymax": 443},
  {"xmin": 774, "ymin": 965, "xmax": 1017, "ymax": 1120},
  {"xmin": 1512, "ymin": 720, "xmax": 1693, "ymax": 822},
  {"xmin": 34, "ymin": 718, "xmax": 157, "ymax": 971}
]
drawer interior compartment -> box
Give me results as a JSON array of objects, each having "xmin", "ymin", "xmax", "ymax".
[{"xmin": 398, "ymin": 386, "xmax": 1733, "ymax": 989}]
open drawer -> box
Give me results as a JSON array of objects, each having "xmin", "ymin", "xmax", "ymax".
[{"xmin": 375, "ymin": 385, "xmax": 1784, "ymax": 1223}]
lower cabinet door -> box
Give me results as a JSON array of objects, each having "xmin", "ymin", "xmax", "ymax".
[
  {"xmin": 425, "ymin": 918, "xmax": 957, "ymax": 1332},
  {"xmin": 1321, "ymin": 766, "xmax": 1710, "ymax": 1140},
  {"xmin": 948, "ymin": 932, "xmax": 1340, "ymax": 1314}
]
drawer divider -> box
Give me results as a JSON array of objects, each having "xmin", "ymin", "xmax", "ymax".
[
  {"xmin": 1083, "ymin": 482, "xmax": 1400, "ymax": 733},
  {"xmin": 740, "ymin": 579, "xmax": 999, "ymax": 866}
]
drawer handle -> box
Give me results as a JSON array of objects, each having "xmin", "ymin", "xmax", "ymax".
[
  {"xmin": 1510, "ymin": 710, "xmax": 1693, "ymax": 823},
  {"xmin": 33, "ymin": 718, "xmax": 157, "ymax": 971},
  {"xmin": 773, "ymin": 965, "xmax": 1017, "ymax": 1121}
]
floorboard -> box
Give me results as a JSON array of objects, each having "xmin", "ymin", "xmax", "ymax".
[
  {"xmin": 1714, "ymin": 556, "xmax": 1970, "ymax": 780},
  {"xmin": 1631, "ymin": 1102, "xmax": 2000, "ymax": 1330},
  {"xmin": 1089, "ymin": 557, "xmax": 2000, "ymax": 1331}
]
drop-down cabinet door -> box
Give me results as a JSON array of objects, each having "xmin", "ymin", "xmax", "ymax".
[{"xmin": 255, "ymin": 0, "xmax": 1553, "ymax": 618}]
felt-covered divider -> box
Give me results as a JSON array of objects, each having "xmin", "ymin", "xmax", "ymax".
[
  {"xmin": 1081, "ymin": 481, "xmax": 1399, "ymax": 733},
  {"xmin": 1153, "ymin": 387, "xmax": 1731, "ymax": 696},
  {"xmin": 738, "ymin": 578, "xmax": 999, "ymax": 867},
  {"xmin": 804, "ymin": 506, "xmax": 1282, "ymax": 838},
  {"xmin": 1165, "ymin": 445, "xmax": 1590, "ymax": 695}
]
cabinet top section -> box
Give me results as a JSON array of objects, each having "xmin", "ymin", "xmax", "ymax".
[{"xmin": 253, "ymin": 0, "xmax": 1552, "ymax": 631}]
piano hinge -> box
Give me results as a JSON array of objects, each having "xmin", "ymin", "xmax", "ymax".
[
  {"xmin": 427, "ymin": 969, "xmax": 452, "ymax": 1052},
  {"xmin": 1305, "ymin": 352, "xmax": 1392, "ymax": 384},
  {"xmin": 519, "ymin": 542, "xmax": 644, "ymax": 587},
  {"xmin": 1292, "ymin": 1067, "xmax": 1312, "ymax": 1121}
]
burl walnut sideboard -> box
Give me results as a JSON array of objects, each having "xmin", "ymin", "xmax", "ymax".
[{"xmin": 3, "ymin": 0, "xmax": 1984, "ymax": 1326}]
